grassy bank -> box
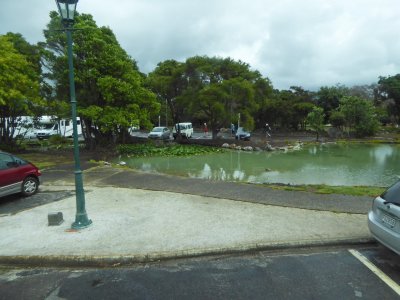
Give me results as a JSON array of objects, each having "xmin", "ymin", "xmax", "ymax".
[
  {"xmin": 117, "ymin": 143, "xmax": 225, "ymax": 157},
  {"xmin": 265, "ymin": 183, "xmax": 385, "ymax": 197},
  {"xmin": 17, "ymin": 152, "xmax": 74, "ymax": 170}
]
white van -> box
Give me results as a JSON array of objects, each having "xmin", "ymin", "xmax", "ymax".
[
  {"xmin": 36, "ymin": 117, "xmax": 82, "ymax": 140},
  {"xmin": 172, "ymin": 122, "xmax": 193, "ymax": 139}
]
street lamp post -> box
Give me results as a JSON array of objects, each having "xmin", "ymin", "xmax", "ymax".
[{"xmin": 55, "ymin": 0, "xmax": 92, "ymax": 229}]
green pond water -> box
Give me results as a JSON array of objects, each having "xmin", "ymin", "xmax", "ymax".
[{"xmin": 119, "ymin": 143, "xmax": 400, "ymax": 186}]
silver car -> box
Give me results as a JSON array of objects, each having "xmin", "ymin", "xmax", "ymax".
[
  {"xmin": 368, "ymin": 180, "xmax": 400, "ymax": 255},
  {"xmin": 235, "ymin": 127, "xmax": 251, "ymax": 141},
  {"xmin": 148, "ymin": 127, "xmax": 171, "ymax": 140}
]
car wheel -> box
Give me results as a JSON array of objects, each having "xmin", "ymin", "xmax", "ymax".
[{"xmin": 21, "ymin": 176, "xmax": 39, "ymax": 196}]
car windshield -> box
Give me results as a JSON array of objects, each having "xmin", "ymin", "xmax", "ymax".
[
  {"xmin": 381, "ymin": 180, "xmax": 400, "ymax": 204},
  {"xmin": 152, "ymin": 127, "xmax": 163, "ymax": 132},
  {"xmin": 40, "ymin": 124, "xmax": 54, "ymax": 130}
]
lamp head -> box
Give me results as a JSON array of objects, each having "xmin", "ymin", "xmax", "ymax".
[{"xmin": 55, "ymin": 0, "xmax": 78, "ymax": 25}]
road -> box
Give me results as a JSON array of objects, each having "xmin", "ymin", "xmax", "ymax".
[
  {"xmin": 0, "ymin": 245, "xmax": 399, "ymax": 299},
  {"xmin": 1, "ymin": 191, "xmax": 399, "ymax": 299}
]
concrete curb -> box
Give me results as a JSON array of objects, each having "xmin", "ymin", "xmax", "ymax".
[{"xmin": 0, "ymin": 237, "xmax": 375, "ymax": 268}]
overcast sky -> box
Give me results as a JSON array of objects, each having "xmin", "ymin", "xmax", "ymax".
[{"xmin": 1, "ymin": 0, "xmax": 399, "ymax": 90}]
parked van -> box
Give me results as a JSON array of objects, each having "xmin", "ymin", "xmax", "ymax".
[
  {"xmin": 172, "ymin": 122, "xmax": 193, "ymax": 139},
  {"xmin": 36, "ymin": 116, "xmax": 82, "ymax": 140}
]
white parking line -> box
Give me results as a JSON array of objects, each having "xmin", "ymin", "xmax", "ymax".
[{"xmin": 349, "ymin": 249, "xmax": 400, "ymax": 296}]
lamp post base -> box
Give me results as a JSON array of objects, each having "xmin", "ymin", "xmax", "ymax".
[{"xmin": 71, "ymin": 213, "xmax": 92, "ymax": 229}]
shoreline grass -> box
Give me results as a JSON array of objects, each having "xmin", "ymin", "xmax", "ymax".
[{"xmin": 264, "ymin": 183, "xmax": 385, "ymax": 197}]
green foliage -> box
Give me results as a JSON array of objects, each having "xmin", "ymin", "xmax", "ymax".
[
  {"xmin": 329, "ymin": 111, "xmax": 345, "ymax": 128},
  {"xmin": 377, "ymin": 74, "xmax": 400, "ymax": 123},
  {"xmin": 339, "ymin": 96, "xmax": 379, "ymax": 137},
  {"xmin": 261, "ymin": 87, "xmax": 314, "ymax": 130},
  {"xmin": 117, "ymin": 143, "xmax": 225, "ymax": 157},
  {"xmin": 182, "ymin": 56, "xmax": 267, "ymax": 135},
  {"xmin": 0, "ymin": 35, "xmax": 42, "ymax": 144},
  {"xmin": 4, "ymin": 33, "xmax": 42, "ymax": 76},
  {"xmin": 42, "ymin": 12, "xmax": 159, "ymax": 146},
  {"xmin": 48, "ymin": 134, "xmax": 70, "ymax": 148},
  {"xmin": 148, "ymin": 56, "xmax": 272, "ymax": 138},
  {"xmin": 316, "ymin": 84, "xmax": 349, "ymax": 120},
  {"xmin": 146, "ymin": 60, "xmax": 187, "ymax": 126},
  {"xmin": 306, "ymin": 106, "xmax": 325, "ymax": 141}
]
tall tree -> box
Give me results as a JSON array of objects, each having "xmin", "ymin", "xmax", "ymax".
[
  {"xmin": 316, "ymin": 84, "xmax": 349, "ymax": 121},
  {"xmin": 0, "ymin": 35, "xmax": 42, "ymax": 144},
  {"xmin": 4, "ymin": 32, "xmax": 41, "ymax": 76},
  {"xmin": 146, "ymin": 60, "xmax": 187, "ymax": 128},
  {"xmin": 339, "ymin": 96, "xmax": 379, "ymax": 137},
  {"xmin": 182, "ymin": 56, "xmax": 270, "ymax": 138},
  {"xmin": 148, "ymin": 56, "xmax": 273, "ymax": 139},
  {"xmin": 5, "ymin": 32, "xmax": 54, "ymax": 117},
  {"xmin": 376, "ymin": 74, "xmax": 400, "ymax": 123},
  {"xmin": 42, "ymin": 12, "xmax": 159, "ymax": 147},
  {"xmin": 306, "ymin": 106, "xmax": 325, "ymax": 141},
  {"xmin": 263, "ymin": 87, "xmax": 314, "ymax": 130}
]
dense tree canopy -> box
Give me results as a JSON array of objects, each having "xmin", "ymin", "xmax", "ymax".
[
  {"xmin": 315, "ymin": 84, "xmax": 349, "ymax": 121},
  {"xmin": 148, "ymin": 55, "xmax": 273, "ymax": 138},
  {"xmin": 146, "ymin": 59, "xmax": 187, "ymax": 128},
  {"xmin": 41, "ymin": 12, "xmax": 159, "ymax": 147},
  {"xmin": 0, "ymin": 35, "xmax": 42, "ymax": 144},
  {"xmin": 259, "ymin": 87, "xmax": 314, "ymax": 130},
  {"xmin": 377, "ymin": 74, "xmax": 400, "ymax": 123},
  {"xmin": 339, "ymin": 96, "xmax": 379, "ymax": 137}
]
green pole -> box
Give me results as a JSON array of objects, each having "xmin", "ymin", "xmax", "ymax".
[{"xmin": 65, "ymin": 24, "xmax": 92, "ymax": 229}]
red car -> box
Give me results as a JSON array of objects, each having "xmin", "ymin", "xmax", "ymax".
[{"xmin": 0, "ymin": 151, "xmax": 41, "ymax": 198}]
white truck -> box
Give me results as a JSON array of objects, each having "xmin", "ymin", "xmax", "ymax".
[
  {"xmin": 172, "ymin": 122, "xmax": 193, "ymax": 139},
  {"xmin": 35, "ymin": 116, "xmax": 83, "ymax": 140}
]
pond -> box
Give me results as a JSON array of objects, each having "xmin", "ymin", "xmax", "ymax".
[{"xmin": 119, "ymin": 143, "xmax": 400, "ymax": 186}]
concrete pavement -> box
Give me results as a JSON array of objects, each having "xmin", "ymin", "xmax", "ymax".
[{"xmin": 0, "ymin": 166, "xmax": 374, "ymax": 267}]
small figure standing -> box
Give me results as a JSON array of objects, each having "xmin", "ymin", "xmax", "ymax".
[
  {"xmin": 231, "ymin": 123, "xmax": 235, "ymax": 135},
  {"xmin": 204, "ymin": 122, "xmax": 208, "ymax": 136},
  {"xmin": 265, "ymin": 123, "xmax": 271, "ymax": 138}
]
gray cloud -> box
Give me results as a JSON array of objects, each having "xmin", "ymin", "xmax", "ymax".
[{"xmin": 1, "ymin": 0, "xmax": 399, "ymax": 90}]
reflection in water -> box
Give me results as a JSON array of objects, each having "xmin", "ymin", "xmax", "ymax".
[
  {"xmin": 219, "ymin": 168, "xmax": 227, "ymax": 181},
  {"xmin": 200, "ymin": 163, "xmax": 212, "ymax": 179},
  {"xmin": 140, "ymin": 163, "xmax": 153, "ymax": 172},
  {"xmin": 233, "ymin": 170, "xmax": 245, "ymax": 181},
  {"xmin": 371, "ymin": 145, "xmax": 394, "ymax": 165},
  {"xmin": 123, "ymin": 144, "xmax": 400, "ymax": 186},
  {"xmin": 308, "ymin": 146, "xmax": 318, "ymax": 155}
]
